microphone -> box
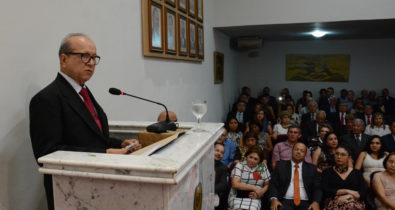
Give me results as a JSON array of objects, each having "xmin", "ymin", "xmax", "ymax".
[{"xmin": 109, "ymin": 87, "xmax": 177, "ymax": 133}]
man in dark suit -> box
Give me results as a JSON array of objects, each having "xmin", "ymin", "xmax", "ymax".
[
  {"xmin": 328, "ymin": 102, "xmax": 348, "ymax": 137},
  {"xmin": 302, "ymin": 110, "xmax": 332, "ymax": 143},
  {"xmin": 341, "ymin": 118, "xmax": 371, "ymax": 161},
  {"xmin": 29, "ymin": 33, "xmax": 141, "ymax": 210},
  {"xmin": 382, "ymin": 121, "xmax": 395, "ymax": 152},
  {"xmin": 269, "ymin": 142, "xmax": 321, "ymax": 210}
]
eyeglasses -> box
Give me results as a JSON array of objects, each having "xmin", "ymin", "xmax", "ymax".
[{"xmin": 66, "ymin": 52, "xmax": 101, "ymax": 65}]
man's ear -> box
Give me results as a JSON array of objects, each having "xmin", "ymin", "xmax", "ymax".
[{"xmin": 59, "ymin": 54, "xmax": 67, "ymax": 67}]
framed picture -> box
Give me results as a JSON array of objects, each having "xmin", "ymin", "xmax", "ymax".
[
  {"xmin": 178, "ymin": 14, "xmax": 188, "ymax": 56},
  {"xmin": 197, "ymin": 25, "xmax": 204, "ymax": 58},
  {"xmin": 178, "ymin": 0, "xmax": 187, "ymax": 13},
  {"xmin": 197, "ymin": 0, "xmax": 203, "ymax": 21},
  {"xmin": 188, "ymin": 0, "xmax": 195, "ymax": 17},
  {"xmin": 165, "ymin": 8, "xmax": 176, "ymax": 54},
  {"xmin": 188, "ymin": 20, "xmax": 196, "ymax": 57},
  {"xmin": 214, "ymin": 52, "xmax": 224, "ymax": 84},
  {"xmin": 165, "ymin": 0, "xmax": 175, "ymax": 7},
  {"xmin": 148, "ymin": 1, "xmax": 163, "ymax": 52}
]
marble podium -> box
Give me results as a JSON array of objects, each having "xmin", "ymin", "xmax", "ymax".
[{"xmin": 38, "ymin": 121, "xmax": 223, "ymax": 210}]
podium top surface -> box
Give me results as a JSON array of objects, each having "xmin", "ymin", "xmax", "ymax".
[{"xmin": 38, "ymin": 121, "xmax": 223, "ymax": 184}]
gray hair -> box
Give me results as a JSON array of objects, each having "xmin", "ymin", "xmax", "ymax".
[
  {"xmin": 353, "ymin": 118, "xmax": 365, "ymax": 126},
  {"xmin": 308, "ymin": 101, "xmax": 318, "ymax": 107},
  {"xmin": 317, "ymin": 110, "xmax": 326, "ymax": 117},
  {"xmin": 58, "ymin": 33, "xmax": 89, "ymax": 57}
]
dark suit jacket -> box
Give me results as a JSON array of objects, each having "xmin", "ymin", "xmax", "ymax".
[
  {"xmin": 381, "ymin": 133, "xmax": 395, "ymax": 152},
  {"xmin": 269, "ymin": 160, "xmax": 322, "ymax": 204},
  {"xmin": 341, "ymin": 133, "xmax": 371, "ymax": 160},
  {"xmin": 30, "ymin": 73, "xmax": 122, "ymax": 161},
  {"xmin": 328, "ymin": 112, "xmax": 348, "ymax": 137}
]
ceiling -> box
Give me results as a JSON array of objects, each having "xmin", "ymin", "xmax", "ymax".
[{"xmin": 215, "ymin": 19, "xmax": 395, "ymax": 41}]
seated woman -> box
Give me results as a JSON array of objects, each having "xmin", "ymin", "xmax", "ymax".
[
  {"xmin": 286, "ymin": 104, "xmax": 300, "ymax": 126},
  {"xmin": 372, "ymin": 152, "xmax": 395, "ymax": 210},
  {"xmin": 216, "ymin": 127, "xmax": 237, "ymax": 168},
  {"xmin": 249, "ymin": 121, "xmax": 273, "ymax": 152},
  {"xmin": 307, "ymin": 123, "xmax": 332, "ymax": 153},
  {"xmin": 234, "ymin": 132, "xmax": 259, "ymax": 164},
  {"xmin": 322, "ymin": 145, "xmax": 367, "ymax": 209},
  {"xmin": 228, "ymin": 146, "xmax": 271, "ymax": 210},
  {"xmin": 245, "ymin": 108, "xmax": 273, "ymax": 136},
  {"xmin": 312, "ymin": 132, "xmax": 338, "ymax": 174},
  {"xmin": 272, "ymin": 111, "xmax": 291, "ymax": 142},
  {"xmin": 355, "ymin": 135, "xmax": 387, "ymax": 186},
  {"xmin": 364, "ymin": 112, "xmax": 391, "ymax": 137},
  {"xmin": 226, "ymin": 116, "xmax": 243, "ymax": 146}
]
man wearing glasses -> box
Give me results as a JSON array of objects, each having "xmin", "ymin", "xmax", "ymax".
[{"xmin": 29, "ymin": 33, "xmax": 141, "ymax": 210}]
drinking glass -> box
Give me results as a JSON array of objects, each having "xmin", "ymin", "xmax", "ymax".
[{"xmin": 191, "ymin": 99, "xmax": 207, "ymax": 132}]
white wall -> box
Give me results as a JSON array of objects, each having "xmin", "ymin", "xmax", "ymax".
[
  {"xmin": 213, "ymin": 0, "xmax": 395, "ymax": 27},
  {"xmin": 0, "ymin": 0, "xmax": 239, "ymax": 209},
  {"xmin": 238, "ymin": 39, "xmax": 395, "ymax": 99}
]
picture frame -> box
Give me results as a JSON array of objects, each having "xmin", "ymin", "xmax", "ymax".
[
  {"xmin": 197, "ymin": 25, "xmax": 204, "ymax": 58},
  {"xmin": 165, "ymin": 0, "xmax": 176, "ymax": 7},
  {"xmin": 197, "ymin": 0, "xmax": 203, "ymax": 22},
  {"xmin": 178, "ymin": 0, "xmax": 187, "ymax": 13},
  {"xmin": 188, "ymin": 0, "xmax": 196, "ymax": 18},
  {"xmin": 178, "ymin": 14, "xmax": 188, "ymax": 56},
  {"xmin": 165, "ymin": 8, "xmax": 177, "ymax": 54},
  {"xmin": 214, "ymin": 51, "xmax": 224, "ymax": 84},
  {"xmin": 148, "ymin": 1, "xmax": 163, "ymax": 52},
  {"xmin": 188, "ymin": 20, "xmax": 196, "ymax": 57}
]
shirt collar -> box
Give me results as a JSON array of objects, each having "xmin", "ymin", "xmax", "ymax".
[
  {"xmin": 291, "ymin": 160, "xmax": 303, "ymax": 168},
  {"xmin": 59, "ymin": 71, "xmax": 84, "ymax": 94}
]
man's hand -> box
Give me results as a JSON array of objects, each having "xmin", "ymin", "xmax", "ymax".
[
  {"xmin": 121, "ymin": 139, "xmax": 142, "ymax": 152},
  {"xmin": 270, "ymin": 198, "xmax": 282, "ymax": 210},
  {"xmin": 308, "ymin": 201, "xmax": 320, "ymax": 210}
]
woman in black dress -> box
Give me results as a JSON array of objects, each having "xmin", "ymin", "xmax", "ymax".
[{"xmin": 322, "ymin": 145, "xmax": 367, "ymax": 209}]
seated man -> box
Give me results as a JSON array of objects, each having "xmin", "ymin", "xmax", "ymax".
[
  {"xmin": 341, "ymin": 118, "xmax": 371, "ymax": 161},
  {"xmin": 214, "ymin": 143, "xmax": 228, "ymax": 210},
  {"xmin": 382, "ymin": 121, "xmax": 395, "ymax": 152},
  {"xmin": 157, "ymin": 110, "xmax": 178, "ymax": 122},
  {"xmin": 269, "ymin": 142, "xmax": 322, "ymax": 210},
  {"xmin": 216, "ymin": 127, "xmax": 236, "ymax": 167},
  {"xmin": 272, "ymin": 126, "xmax": 312, "ymax": 169}
]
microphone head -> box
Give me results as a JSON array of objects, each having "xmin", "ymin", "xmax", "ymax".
[{"xmin": 109, "ymin": 87, "xmax": 122, "ymax": 95}]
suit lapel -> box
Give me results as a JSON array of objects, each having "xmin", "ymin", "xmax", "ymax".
[
  {"xmin": 285, "ymin": 161, "xmax": 292, "ymax": 184},
  {"xmin": 55, "ymin": 74, "xmax": 106, "ymax": 139}
]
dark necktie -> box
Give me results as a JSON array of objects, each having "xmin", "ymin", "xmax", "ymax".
[
  {"xmin": 367, "ymin": 115, "xmax": 371, "ymax": 125},
  {"xmin": 355, "ymin": 134, "xmax": 360, "ymax": 145},
  {"xmin": 294, "ymin": 164, "xmax": 301, "ymax": 206},
  {"xmin": 340, "ymin": 113, "xmax": 345, "ymax": 126},
  {"xmin": 79, "ymin": 87, "xmax": 103, "ymax": 133}
]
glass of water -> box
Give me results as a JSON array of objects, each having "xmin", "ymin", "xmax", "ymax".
[{"xmin": 192, "ymin": 99, "xmax": 207, "ymax": 132}]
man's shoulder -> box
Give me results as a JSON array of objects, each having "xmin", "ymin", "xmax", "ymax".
[{"xmin": 31, "ymin": 77, "xmax": 61, "ymax": 102}]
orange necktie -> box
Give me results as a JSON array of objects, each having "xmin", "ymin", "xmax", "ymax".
[{"xmin": 294, "ymin": 164, "xmax": 301, "ymax": 206}]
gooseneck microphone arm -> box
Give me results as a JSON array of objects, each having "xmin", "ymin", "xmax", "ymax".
[{"xmin": 109, "ymin": 87, "xmax": 170, "ymax": 123}]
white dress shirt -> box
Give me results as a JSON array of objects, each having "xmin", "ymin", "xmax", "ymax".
[{"xmin": 284, "ymin": 161, "xmax": 309, "ymax": 201}]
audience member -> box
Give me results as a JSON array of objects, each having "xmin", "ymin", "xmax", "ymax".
[
  {"xmin": 318, "ymin": 88, "xmax": 330, "ymax": 113},
  {"xmin": 302, "ymin": 110, "xmax": 330, "ymax": 143},
  {"xmin": 296, "ymin": 90, "xmax": 312, "ymax": 114},
  {"xmin": 249, "ymin": 121, "xmax": 273, "ymax": 153},
  {"xmin": 307, "ymin": 123, "xmax": 332, "ymax": 153},
  {"xmin": 360, "ymin": 89, "xmax": 369, "ymax": 105},
  {"xmin": 272, "ymin": 111, "xmax": 291, "ymax": 142},
  {"xmin": 298, "ymin": 97, "xmax": 315, "ymax": 119},
  {"xmin": 327, "ymin": 96, "xmax": 338, "ymax": 115},
  {"xmin": 228, "ymin": 146, "xmax": 270, "ymax": 210},
  {"xmin": 312, "ymin": 132, "xmax": 338, "ymax": 174},
  {"xmin": 350, "ymin": 98, "xmax": 364, "ymax": 117},
  {"xmin": 214, "ymin": 143, "xmax": 229, "ymax": 210},
  {"xmin": 355, "ymin": 136, "xmax": 387, "ymax": 185},
  {"xmin": 269, "ymin": 142, "xmax": 321, "ymax": 210},
  {"xmin": 358, "ymin": 104, "xmax": 374, "ymax": 126},
  {"xmin": 245, "ymin": 108, "xmax": 273, "ymax": 136},
  {"xmin": 381, "ymin": 121, "xmax": 395, "ymax": 152},
  {"xmin": 216, "ymin": 128, "xmax": 236, "ymax": 167},
  {"xmin": 226, "ymin": 117, "xmax": 243, "ymax": 146},
  {"xmin": 327, "ymin": 87, "xmax": 335, "ymax": 98},
  {"xmin": 374, "ymin": 96, "xmax": 387, "ymax": 116},
  {"xmin": 346, "ymin": 90, "xmax": 355, "ymax": 111},
  {"xmin": 157, "ymin": 110, "xmax": 178, "ymax": 122},
  {"xmin": 341, "ymin": 118, "xmax": 372, "ymax": 161},
  {"xmin": 329, "ymin": 102, "xmax": 348, "ymax": 136},
  {"xmin": 286, "ymin": 104, "xmax": 300, "ymax": 126},
  {"xmin": 382, "ymin": 88, "xmax": 395, "ymax": 116},
  {"xmin": 230, "ymin": 100, "xmax": 249, "ymax": 132},
  {"xmin": 338, "ymin": 89, "xmax": 349, "ymax": 105},
  {"xmin": 259, "ymin": 96, "xmax": 276, "ymax": 124},
  {"xmin": 272, "ymin": 126, "xmax": 312, "ymax": 169},
  {"xmin": 261, "ymin": 86, "xmax": 278, "ymax": 119},
  {"xmin": 367, "ymin": 90, "xmax": 377, "ymax": 106},
  {"xmin": 322, "ymin": 145, "xmax": 367, "ymax": 209},
  {"xmin": 344, "ymin": 114, "xmax": 355, "ymax": 136},
  {"xmin": 234, "ymin": 132, "xmax": 259, "ymax": 163},
  {"xmin": 364, "ymin": 112, "xmax": 391, "ymax": 137},
  {"xmin": 372, "ymin": 152, "xmax": 395, "ymax": 210}
]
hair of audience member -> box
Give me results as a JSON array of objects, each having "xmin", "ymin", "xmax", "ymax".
[
  {"xmin": 245, "ymin": 146, "xmax": 264, "ymax": 163},
  {"xmin": 287, "ymin": 125, "xmax": 301, "ymax": 134},
  {"xmin": 249, "ymin": 120, "xmax": 263, "ymax": 132},
  {"xmin": 308, "ymin": 100, "xmax": 318, "ymax": 108},
  {"xmin": 319, "ymin": 88, "xmax": 327, "ymax": 95},
  {"xmin": 371, "ymin": 112, "xmax": 385, "ymax": 129},
  {"xmin": 345, "ymin": 114, "xmax": 355, "ymax": 121},
  {"xmin": 243, "ymin": 131, "xmax": 258, "ymax": 145},
  {"xmin": 279, "ymin": 110, "xmax": 291, "ymax": 120},
  {"xmin": 336, "ymin": 144, "xmax": 352, "ymax": 157},
  {"xmin": 353, "ymin": 118, "xmax": 365, "ymax": 126},
  {"xmin": 383, "ymin": 152, "xmax": 395, "ymax": 169},
  {"xmin": 292, "ymin": 142, "xmax": 307, "ymax": 152},
  {"xmin": 317, "ymin": 110, "xmax": 326, "ymax": 117},
  {"xmin": 214, "ymin": 142, "xmax": 225, "ymax": 147},
  {"xmin": 58, "ymin": 33, "xmax": 89, "ymax": 57},
  {"xmin": 319, "ymin": 123, "xmax": 333, "ymax": 133},
  {"xmin": 225, "ymin": 116, "xmax": 240, "ymax": 132},
  {"xmin": 322, "ymin": 132, "xmax": 338, "ymax": 154},
  {"xmin": 364, "ymin": 135, "xmax": 386, "ymax": 159}
]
